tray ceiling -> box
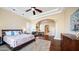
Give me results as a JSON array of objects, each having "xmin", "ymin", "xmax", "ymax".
[{"xmin": 3, "ymin": 7, "xmax": 64, "ymax": 20}]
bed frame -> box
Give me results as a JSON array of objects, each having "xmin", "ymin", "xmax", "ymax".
[
  {"xmin": 2, "ymin": 29, "xmax": 35, "ymax": 51},
  {"xmin": 2, "ymin": 29, "xmax": 23, "ymax": 38}
]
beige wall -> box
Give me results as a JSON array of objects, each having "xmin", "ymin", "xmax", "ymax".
[{"xmin": 0, "ymin": 8, "xmax": 30, "ymax": 36}]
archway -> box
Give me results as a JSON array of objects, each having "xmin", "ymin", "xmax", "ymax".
[{"xmin": 36, "ymin": 19, "xmax": 56, "ymax": 36}]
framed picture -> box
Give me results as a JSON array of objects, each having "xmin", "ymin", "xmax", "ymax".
[{"xmin": 70, "ymin": 9, "xmax": 79, "ymax": 31}]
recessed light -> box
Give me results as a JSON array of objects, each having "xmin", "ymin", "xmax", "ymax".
[{"xmin": 31, "ymin": 8, "xmax": 35, "ymax": 11}]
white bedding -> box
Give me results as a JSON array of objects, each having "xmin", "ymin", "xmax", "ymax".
[{"xmin": 3, "ymin": 34, "xmax": 35, "ymax": 48}]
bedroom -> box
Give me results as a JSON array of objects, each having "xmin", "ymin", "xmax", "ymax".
[{"xmin": 0, "ymin": 7, "xmax": 79, "ymax": 51}]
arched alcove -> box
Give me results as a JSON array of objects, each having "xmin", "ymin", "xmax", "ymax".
[{"xmin": 36, "ymin": 19, "xmax": 56, "ymax": 36}]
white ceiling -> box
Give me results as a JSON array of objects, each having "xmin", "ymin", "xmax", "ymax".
[{"xmin": 3, "ymin": 7, "xmax": 64, "ymax": 20}]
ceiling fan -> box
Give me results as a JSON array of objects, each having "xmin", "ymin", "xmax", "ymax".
[{"xmin": 25, "ymin": 7, "xmax": 42, "ymax": 15}]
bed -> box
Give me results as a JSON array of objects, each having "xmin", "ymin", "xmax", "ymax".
[{"xmin": 2, "ymin": 29, "xmax": 35, "ymax": 51}]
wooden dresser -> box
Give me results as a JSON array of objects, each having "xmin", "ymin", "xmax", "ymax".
[{"xmin": 61, "ymin": 33, "xmax": 78, "ymax": 51}]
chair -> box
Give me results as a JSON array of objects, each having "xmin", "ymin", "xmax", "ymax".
[{"xmin": 34, "ymin": 37, "xmax": 51, "ymax": 51}]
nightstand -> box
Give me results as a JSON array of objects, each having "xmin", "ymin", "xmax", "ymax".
[{"xmin": 0, "ymin": 37, "xmax": 2, "ymax": 45}]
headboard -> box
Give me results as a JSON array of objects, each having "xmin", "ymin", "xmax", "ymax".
[{"xmin": 2, "ymin": 29, "xmax": 23, "ymax": 39}]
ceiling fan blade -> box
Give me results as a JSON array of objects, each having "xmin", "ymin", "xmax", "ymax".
[
  {"xmin": 33, "ymin": 11, "xmax": 36, "ymax": 15},
  {"xmin": 25, "ymin": 9, "xmax": 31, "ymax": 12},
  {"xmin": 35, "ymin": 8, "xmax": 42, "ymax": 13}
]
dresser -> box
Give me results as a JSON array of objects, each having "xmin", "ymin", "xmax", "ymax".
[{"xmin": 61, "ymin": 33, "xmax": 78, "ymax": 51}]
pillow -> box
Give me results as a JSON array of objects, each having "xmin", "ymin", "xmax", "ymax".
[
  {"xmin": 19, "ymin": 31, "xmax": 23, "ymax": 34},
  {"xmin": 5, "ymin": 31, "xmax": 22, "ymax": 36},
  {"xmin": 13, "ymin": 31, "xmax": 20, "ymax": 35},
  {"xmin": 5, "ymin": 31, "xmax": 12, "ymax": 36}
]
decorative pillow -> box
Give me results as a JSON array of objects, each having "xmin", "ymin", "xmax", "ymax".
[
  {"xmin": 19, "ymin": 31, "xmax": 23, "ymax": 34},
  {"xmin": 13, "ymin": 31, "xmax": 20, "ymax": 35},
  {"xmin": 5, "ymin": 31, "xmax": 22, "ymax": 36},
  {"xmin": 11, "ymin": 31, "xmax": 14, "ymax": 36},
  {"xmin": 5, "ymin": 31, "xmax": 12, "ymax": 36}
]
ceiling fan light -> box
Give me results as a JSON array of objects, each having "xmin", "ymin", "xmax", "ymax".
[{"xmin": 31, "ymin": 8, "xmax": 35, "ymax": 11}]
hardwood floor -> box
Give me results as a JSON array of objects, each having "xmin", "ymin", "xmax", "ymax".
[
  {"xmin": 35, "ymin": 35, "xmax": 61, "ymax": 51},
  {"xmin": 50, "ymin": 40, "xmax": 61, "ymax": 51}
]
